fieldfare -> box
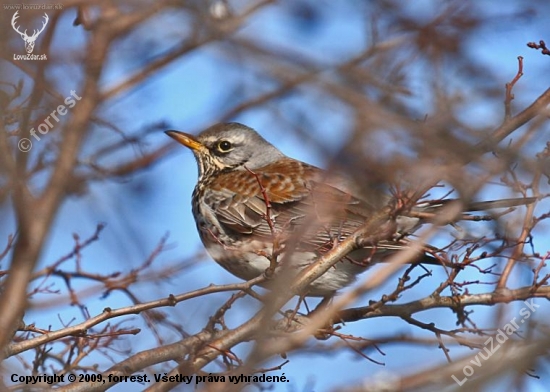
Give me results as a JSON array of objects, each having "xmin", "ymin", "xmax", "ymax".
[{"xmin": 166, "ymin": 123, "xmax": 532, "ymax": 296}]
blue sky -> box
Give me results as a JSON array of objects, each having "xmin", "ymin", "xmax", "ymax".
[{"xmin": 2, "ymin": 1, "xmax": 550, "ymax": 391}]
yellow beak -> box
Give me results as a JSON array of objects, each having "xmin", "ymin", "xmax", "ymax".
[{"xmin": 165, "ymin": 130, "xmax": 207, "ymax": 153}]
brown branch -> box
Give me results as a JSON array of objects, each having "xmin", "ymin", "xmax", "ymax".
[
  {"xmin": 6, "ymin": 276, "xmax": 265, "ymax": 357},
  {"xmin": 504, "ymin": 56, "xmax": 524, "ymax": 120},
  {"xmin": 52, "ymin": 282, "xmax": 549, "ymax": 391},
  {"xmin": 0, "ymin": 20, "xmax": 111, "ymax": 356},
  {"xmin": 337, "ymin": 285, "xmax": 550, "ymax": 323},
  {"xmin": 497, "ymin": 142, "xmax": 546, "ymax": 289},
  {"xmin": 100, "ymin": 0, "xmax": 274, "ymax": 101},
  {"xmin": 527, "ymin": 40, "xmax": 550, "ymax": 56}
]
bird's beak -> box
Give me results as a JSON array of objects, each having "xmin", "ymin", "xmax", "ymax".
[{"xmin": 165, "ymin": 130, "xmax": 207, "ymax": 153}]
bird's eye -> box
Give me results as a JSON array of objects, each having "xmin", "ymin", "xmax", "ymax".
[{"xmin": 217, "ymin": 140, "xmax": 232, "ymax": 152}]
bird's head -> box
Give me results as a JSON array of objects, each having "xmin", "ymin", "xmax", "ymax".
[{"xmin": 166, "ymin": 123, "xmax": 285, "ymax": 178}]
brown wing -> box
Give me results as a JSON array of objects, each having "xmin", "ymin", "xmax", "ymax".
[{"xmin": 203, "ymin": 158, "xmax": 377, "ymax": 251}]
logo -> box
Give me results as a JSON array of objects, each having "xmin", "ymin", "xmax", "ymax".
[{"xmin": 11, "ymin": 11, "xmax": 49, "ymax": 56}]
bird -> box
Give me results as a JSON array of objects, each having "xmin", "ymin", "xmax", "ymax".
[{"xmin": 166, "ymin": 123, "xmax": 533, "ymax": 297}]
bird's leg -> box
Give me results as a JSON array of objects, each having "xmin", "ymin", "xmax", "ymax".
[
  {"xmin": 312, "ymin": 295, "xmax": 332, "ymax": 314},
  {"xmin": 285, "ymin": 293, "xmax": 308, "ymax": 330},
  {"xmin": 310, "ymin": 295, "xmax": 339, "ymax": 340}
]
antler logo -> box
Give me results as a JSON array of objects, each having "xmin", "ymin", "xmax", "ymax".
[{"xmin": 11, "ymin": 11, "xmax": 49, "ymax": 54}]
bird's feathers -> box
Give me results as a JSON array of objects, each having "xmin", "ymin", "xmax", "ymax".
[{"xmin": 204, "ymin": 158, "xmax": 387, "ymax": 252}]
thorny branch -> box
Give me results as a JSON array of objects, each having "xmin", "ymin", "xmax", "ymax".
[
  {"xmin": 504, "ymin": 56, "xmax": 524, "ymax": 120},
  {"xmin": 1, "ymin": 2, "xmax": 549, "ymax": 391}
]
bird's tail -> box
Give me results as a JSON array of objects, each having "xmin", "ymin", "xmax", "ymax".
[
  {"xmin": 464, "ymin": 197, "xmax": 537, "ymax": 211},
  {"xmin": 416, "ymin": 196, "xmax": 537, "ymax": 213}
]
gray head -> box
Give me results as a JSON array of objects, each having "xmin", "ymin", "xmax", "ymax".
[{"xmin": 165, "ymin": 123, "xmax": 285, "ymax": 178}]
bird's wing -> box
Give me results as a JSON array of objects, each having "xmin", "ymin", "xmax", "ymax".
[{"xmin": 203, "ymin": 158, "xmax": 379, "ymax": 251}]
